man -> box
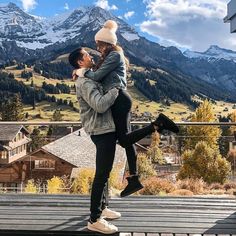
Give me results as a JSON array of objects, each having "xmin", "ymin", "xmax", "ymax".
[
  {"xmin": 69, "ymin": 48, "xmax": 120, "ymax": 234},
  {"xmin": 69, "ymin": 47, "xmax": 179, "ymax": 234}
]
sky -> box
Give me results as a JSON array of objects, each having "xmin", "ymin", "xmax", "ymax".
[{"xmin": 0, "ymin": 0, "xmax": 235, "ymax": 52}]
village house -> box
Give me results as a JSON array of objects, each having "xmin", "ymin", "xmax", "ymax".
[{"xmin": 0, "ymin": 127, "xmax": 126, "ymax": 191}]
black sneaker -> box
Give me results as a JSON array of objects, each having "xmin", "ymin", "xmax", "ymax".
[
  {"xmin": 152, "ymin": 113, "xmax": 179, "ymax": 133},
  {"xmin": 120, "ymin": 175, "xmax": 143, "ymax": 198}
]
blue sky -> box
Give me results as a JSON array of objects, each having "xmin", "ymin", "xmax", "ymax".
[{"xmin": 0, "ymin": 0, "xmax": 234, "ymax": 52}]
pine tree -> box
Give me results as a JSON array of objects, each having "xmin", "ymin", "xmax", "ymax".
[
  {"xmin": 28, "ymin": 128, "xmax": 46, "ymax": 152},
  {"xmin": 52, "ymin": 110, "xmax": 62, "ymax": 121},
  {"xmin": 1, "ymin": 94, "xmax": 23, "ymax": 121}
]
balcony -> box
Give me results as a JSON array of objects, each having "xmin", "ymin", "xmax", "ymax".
[{"xmin": 0, "ymin": 121, "xmax": 236, "ymax": 235}]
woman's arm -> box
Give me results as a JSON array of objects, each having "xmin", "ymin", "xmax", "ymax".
[
  {"xmin": 85, "ymin": 51, "xmax": 122, "ymax": 82},
  {"xmin": 78, "ymin": 79, "xmax": 118, "ymax": 113}
]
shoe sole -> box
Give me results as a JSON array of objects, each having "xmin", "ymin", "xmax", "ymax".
[
  {"xmin": 159, "ymin": 113, "xmax": 179, "ymax": 133},
  {"xmin": 101, "ymin": 215, "xmax": 121, "ymax": 220},
  {"xmin": 87, "ymin": 224, "xmax": 118, "ymax": 234},
  {"xmin": 120, "ymin": 185, "xmax": 143, "ymax": 198}
]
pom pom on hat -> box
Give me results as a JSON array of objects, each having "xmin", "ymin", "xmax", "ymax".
[
  {"xmin": 95, "ymin": 19, "xmax": 118, "ymax": 45},
  {"xmin": 103, "ymin": 20, "xmax": 118, "ymax": 32}
]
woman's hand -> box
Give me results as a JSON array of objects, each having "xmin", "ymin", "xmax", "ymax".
[
  {"xmin": 75, "ymin": 68, "xmax": 89, "ymax": 77},
  {"xmin": 72, "ymin": 70, "xmax": 78, "ymax": 81}
]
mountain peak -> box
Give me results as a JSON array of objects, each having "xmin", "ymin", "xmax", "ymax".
[{"xmin": 0, "ymin": 2, "xmax": 19, "ymax": 10}]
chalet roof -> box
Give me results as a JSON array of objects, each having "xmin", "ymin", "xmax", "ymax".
[
  {"xmin": 42, "ymin": 128, "xmax": 126, "ymax": 177},
  {"xmin": 0, "ymin": 125, "xmax": 30, "ymax": 141}
]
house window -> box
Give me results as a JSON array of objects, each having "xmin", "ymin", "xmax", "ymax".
[
  {"xmin": 0, "ymin": 151, "xmax": 7, "ymax": 159},
  {"xmin": 12, "ymin": 148, "xmax": 17, "ymax": 156},
  {"xmin": 34, "ymin": 160, "xmax": 55, "ymax": 169}
]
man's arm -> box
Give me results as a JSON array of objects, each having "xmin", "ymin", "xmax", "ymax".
[
  {"xmin": 84, "ymin": 51, "xmax": 122, "ymax": 82},
  {"xmin": 78, "ymin": 79, "xmax": 118, "ymax": 113}
]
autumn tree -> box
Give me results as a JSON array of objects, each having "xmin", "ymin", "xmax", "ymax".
[
  {"xmin": 184, "ymin": 100, "xmax": 221, "ymax": 150},
  {"xmin": 47, "ymin": 176, "xmax": 64, "ymax": 194},
  {"xmin": 147, "ymin": 131, "xmax": 165, "ymax": 164},
  {"xmin": 178, "ymin": 100, "xmax": 230, "ymax": 184},
  {"xmin": 178, "ymin": 141, "xmax": 230, "ymax": 184},
  {"xmin": 137, "ymin": 153, "xmax": 157, "ymax": 180}
]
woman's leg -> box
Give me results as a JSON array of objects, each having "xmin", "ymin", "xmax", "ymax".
[
  {"xmin": 111, "ymin": 90, "xmax": 155, "ymax": 148},
  {"xmin": 111, "ymin": 90, "xmax": 154, "ymax": 175},
  {"xmin": 90, "ymin": 132, "xmax": 116, "ymax": 222}
]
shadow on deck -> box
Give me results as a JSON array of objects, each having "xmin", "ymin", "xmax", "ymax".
[{"xmin": 0, "ymin": 194, "xmax": 236, "ymax": 235}]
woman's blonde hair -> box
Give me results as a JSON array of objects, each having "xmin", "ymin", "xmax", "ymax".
[{"xmin": 94, "ymin": 41, "xmax": 129, "ymax": 70}]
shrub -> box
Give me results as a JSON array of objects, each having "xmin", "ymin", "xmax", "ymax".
[
  {"xmin": 72, "ymin": 168, "xmax": 94, "ymax": 194},
  {"xmin": 208, "ymin": 182, "xmax": 224, "ymax": 190},
  {"xmin": 208, "ymin": 189, "xmax": 225, "ymax": 195},
  {"xmin": 137, "ymin": 153, "xmax": 156, "ymax": 180},
  {"xmin": 47, "ymin": 176, "xmax": 64, "ymax": 194},
  {"xmin": 178, "ymin": 141, "xmax": 231, "ymax": 184},
  {"xmin": 25, "ymin": 180, "xmax": 37, "ymax": 193},
  {"xmin": 223, "ymin": 181, "xmax": 236, "ymax": 191},
  {"xmin": 176, "ymin": 178, "xmax": 206, "ymax": 194},
  {"xmin": 140, "ymin": 177, "xmax": 176, "ymax": 195},
  {"xmin": 169, "ymin": 189, "xmax": 194, "ymax": 196}
]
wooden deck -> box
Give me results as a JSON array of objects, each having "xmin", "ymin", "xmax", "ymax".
[{"xmin": 0, "ymin": 194, "xmax": 236, "ymax": 235}]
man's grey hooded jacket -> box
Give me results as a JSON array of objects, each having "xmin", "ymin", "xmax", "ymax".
[{"xmin": 76, "ymin": 77, "xmax": 118, "ymax": 135}]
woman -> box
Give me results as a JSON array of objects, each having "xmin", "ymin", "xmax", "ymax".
[
  {"xmin": 76, "ymin": 20, "xmax": 178, "ymax": 197},
  {"xmin": 75, "ymin": 20, "xmax": 179, "ymax": 198}
]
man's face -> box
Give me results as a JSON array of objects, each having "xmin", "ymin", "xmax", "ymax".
[{"xmin": 78, "ymin": 49, "xmax": 94, "ymax": 68}]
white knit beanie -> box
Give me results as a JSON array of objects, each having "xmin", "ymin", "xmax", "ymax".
[{"xmin": 95, "ymin": 20, "xmax": 118, "ymax": 45}]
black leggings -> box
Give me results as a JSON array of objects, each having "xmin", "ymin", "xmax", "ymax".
[{"xmin": 111, "ymin": 89, "xmax": 154, "ymax": 175}]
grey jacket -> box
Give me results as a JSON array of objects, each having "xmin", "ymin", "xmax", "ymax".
[
  {"xmin": 76, "ymin": 77, "xmax": 118, "ymax": 135},
  {"xmin": 85, "ymin": 50, "xmax": 127, "ymax": 92}
]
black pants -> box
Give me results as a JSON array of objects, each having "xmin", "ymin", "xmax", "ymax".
[
  {"xmin": 111, "ymin": 89, "xmax": 154, "ymax": 175},
  {"xmin": 90, "ymin": 132, "xmax": 116, "ymax": 222}
]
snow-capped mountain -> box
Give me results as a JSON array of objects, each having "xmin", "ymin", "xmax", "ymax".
[
  {"xmin": 1, "ymin": 2, "xmax": 236, "ymax": 96},
  {"xmin": 0, "ymin": 3, "xmax": 139, "ymax": 50},
  {"xmin": 0, "ymin": 3, "xmax": 44, "ymax": 40},
  {"xmin": 184, "ymin": 45, "xmax": 236, "ymax": 62}
]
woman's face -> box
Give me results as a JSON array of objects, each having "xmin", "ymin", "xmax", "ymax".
[{"xmin": 96, "ymin": 41, "xmax": 106, "ymax": 54}]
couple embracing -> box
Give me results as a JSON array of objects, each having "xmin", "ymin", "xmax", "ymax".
[{"xmin": 68, "ymin": 20, "xmax": 179, "ymax": 234}]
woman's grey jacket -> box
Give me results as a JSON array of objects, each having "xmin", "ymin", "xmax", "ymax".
[{"xmin": 85, "ymin": 51, "xmax": 127, "ymax": 92}]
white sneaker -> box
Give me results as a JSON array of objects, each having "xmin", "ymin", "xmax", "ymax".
[
  {"xmin": 87, "ymin": 217, "xmax": 118, "ymax": 234},
  {"xmin": 101, "ymin": 207, "xmax": 121, "ymax": 219}
]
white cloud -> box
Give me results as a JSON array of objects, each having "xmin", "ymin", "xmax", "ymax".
[
  {"xmin": 124, "ymin": 11, "xmax": 134, "ymax": 20},
  {"xmin": 64, "ymin": 3, "xmax": 69, "ymax": 10},
  {"xmin": 95, "ymin": 0, "xmax": 118, "ymax": 11},
  {"xmin": 20, "ymin": 0, "xmax": 37, "ymax": 12},
  {"xmin": 140, "ymin": 0, "xmax": 236, "ymax": 51}
]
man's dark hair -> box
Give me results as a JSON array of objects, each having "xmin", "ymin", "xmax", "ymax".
[{"xmin": 68, "ymin": 47, "xmax": 83, "ymax": 69}]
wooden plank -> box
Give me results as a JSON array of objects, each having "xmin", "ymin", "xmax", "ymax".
[{"xmin": 0, "ymin": 194, "xmax": 236, "ymax": 235}]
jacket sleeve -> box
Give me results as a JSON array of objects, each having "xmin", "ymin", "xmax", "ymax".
[
  {"xmin": 79, "ymin": 80, "xmax": 118, "ymax": 113},
  {"xmin": 85, "ymin": 51, "xmax": 121, "ymax": 82}
]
